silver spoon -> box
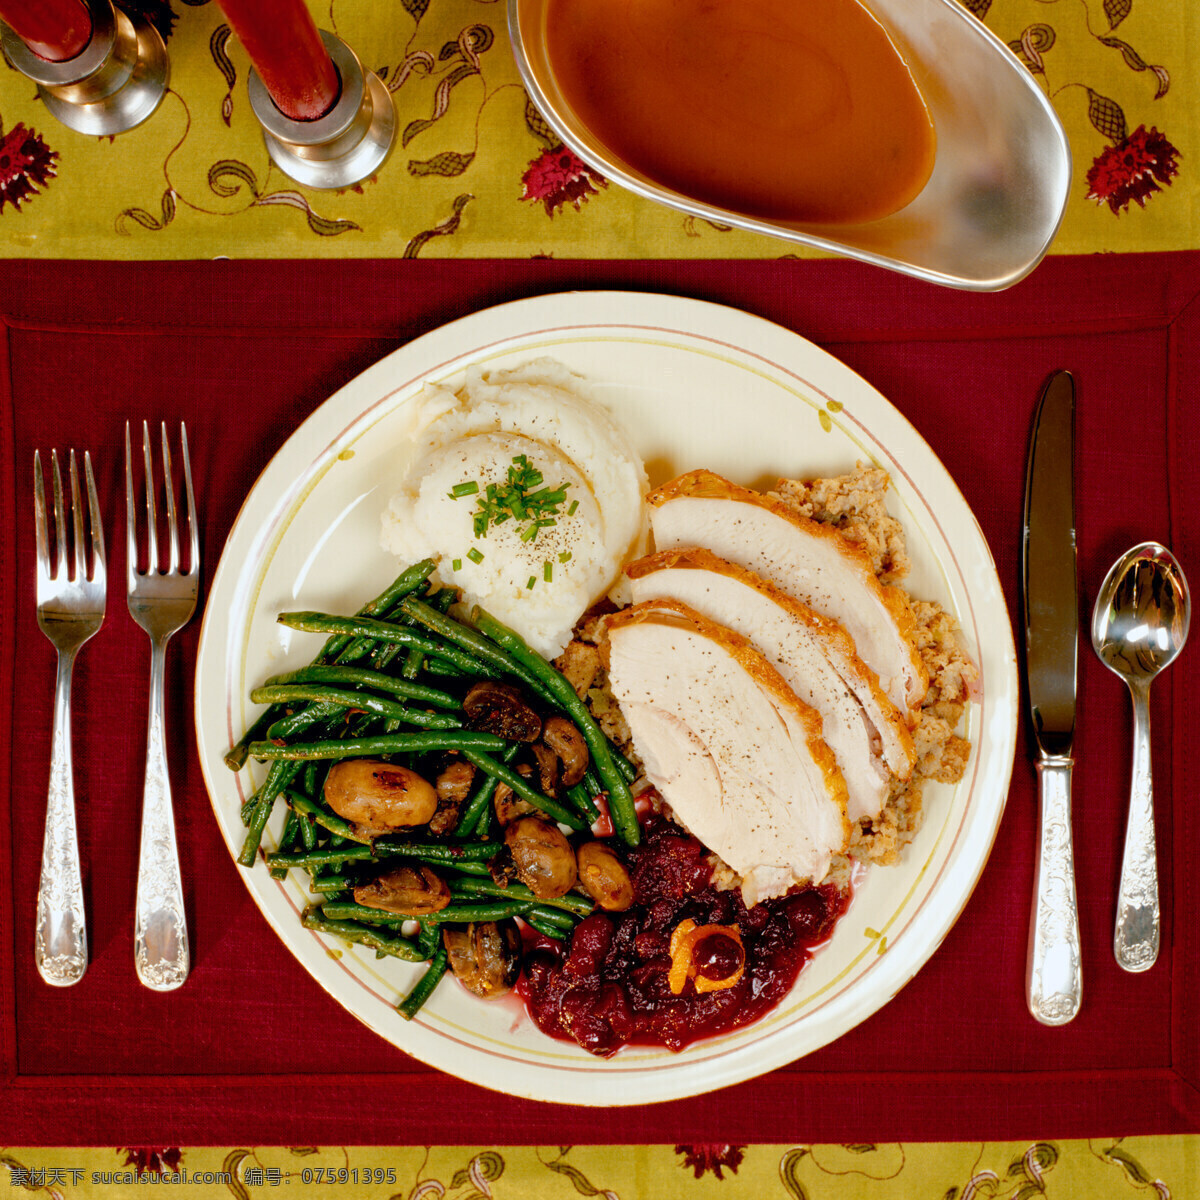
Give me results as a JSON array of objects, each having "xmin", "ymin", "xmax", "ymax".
[{"xmin": 1091, "ymin": 542, "xmax": 1190, "ymax": 972}]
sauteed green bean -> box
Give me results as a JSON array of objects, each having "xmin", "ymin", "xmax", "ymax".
[{"xmin": 227, "ymin": 566, "xmax": 641, "ymax": 1019}]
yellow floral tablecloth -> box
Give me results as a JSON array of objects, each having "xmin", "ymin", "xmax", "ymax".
[
  {"xmin": 0, "ymin": 0, "xmax": 1195, "ymax": 258},
  {"xmin": 3, "ymin": 1141, "xmax": 1199, "ymax": 1199},
  {"xmin": 3, "ymin": 0, "xmax": 1198, "ymax": 1179}
]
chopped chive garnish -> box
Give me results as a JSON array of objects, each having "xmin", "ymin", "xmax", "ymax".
[
  {"xmin": 558, "ymin": 550, "xmax": 572, "ymax": 563},
  {"xmin": 544, "ymin": 561, "xmax": 552, "ymax": 582},
  {"xmin": 451, "ymin": 558, "xmax": 462, "ymax": 571},
  {"xmin": 467, "ymin": 547, "xmax": 484, "ymax": 565},
  {"xmin": 466, "ymin": 455, "xmax": 573, "ymax": 544},
  {"xmin": 526, "ymin": 575, "xmax": 536, "ymax": 590},
  {"xmin": 567, "ymin": 500, "xmax": 579, "ymax": 516}
]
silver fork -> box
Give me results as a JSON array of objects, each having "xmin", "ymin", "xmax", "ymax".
[
  {"xmin": 126, "ymin": 421, "xmax": 198, "ymax": 991},
  {"xmin": 34, "ymin": 449, "xmax": 106, "ymax": 987}
]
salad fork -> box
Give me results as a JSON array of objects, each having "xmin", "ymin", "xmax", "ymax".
[
  {"xmin": 34, "ymin": 448, "xmax": 105, "ymax": 987},
  {"xmin": 126, "ymin": 421, "xmax": 198, "ymax": 991}
]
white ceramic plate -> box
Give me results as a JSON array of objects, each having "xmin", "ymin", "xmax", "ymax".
[{"xmin": 195, "ymin": 291, "xmax": 1018, "ymax": 1106}]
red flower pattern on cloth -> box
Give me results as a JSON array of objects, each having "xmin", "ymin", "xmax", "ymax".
[
  {"xmin": 675, "ymin": 1143, "xmax": 746, "ymax": 1180},
  {"xmin": 114, "ymin": 0, "xmax": 178, "ymax": 41},
  {"xmin": 521, "ymin": 145, "xmax": 607, "ymax": 216},
  {"xmin": 0, "ymin": 123, "xmax": 58, "ymax": 214},
  {"xmin": 1086, "ymin": 125, "xmax": 1180, "ymax": 215},
  {"xmin": 119, "ymin": 1148, "xmax": 184, "ymax": 1176}
]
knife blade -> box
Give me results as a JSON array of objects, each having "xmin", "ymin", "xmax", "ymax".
[{"xmin": 1022, "ymin": 368, "xmax": 1082, "ymax": 1025}]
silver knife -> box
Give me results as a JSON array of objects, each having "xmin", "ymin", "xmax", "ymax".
[{"xmin": 1022, "ymin": 369, "xmax": 1083, "ymax": 1025}]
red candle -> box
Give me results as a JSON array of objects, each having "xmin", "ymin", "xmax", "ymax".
[
  {"xmin": 0, "ymin": 0, "xmax": 91, "ymax": 62},
  {"xmin": 217, "ymin": 0, "xmax": 340, "ymax": 122}
]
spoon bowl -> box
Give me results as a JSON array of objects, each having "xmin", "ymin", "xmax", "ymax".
[{"xmin": 1091, "ymin": 542, "xmax": 1191, "ymax": 972}]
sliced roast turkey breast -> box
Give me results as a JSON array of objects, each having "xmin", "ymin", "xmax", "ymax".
[
  {"xmin": 626, "ymin": 548, "xmax": 915, "ymax": 822},
  {"xmin": 605, "ymin": 600, "xmax": 851, "ymax": 903},
  {"xmin": 647, "ymin": 470, "xmax": 929, "ymax": 718}
]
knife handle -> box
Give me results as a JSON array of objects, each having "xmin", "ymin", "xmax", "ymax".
[{"xmin": 1027, "ymin": 756, "xmax": 1082, "ymax": 1025}]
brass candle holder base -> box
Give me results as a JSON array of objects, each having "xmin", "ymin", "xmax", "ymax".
[
  {"xmin": 0, "ymin": 0, "xmax": 168, "ymax": 136},
  {"xmin": 247, "ymin": 30, "xmax": 395, "ymax": 191}
]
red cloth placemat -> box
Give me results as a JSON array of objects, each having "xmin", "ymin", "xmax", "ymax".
[{"xmin": 2, "ymin": 253, "xmax": 1198, "ymax": 1143}]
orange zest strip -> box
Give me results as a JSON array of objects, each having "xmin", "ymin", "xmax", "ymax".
[{"xmin": 667, "ymin": 919, "xmax": 745, "ymax": 995}]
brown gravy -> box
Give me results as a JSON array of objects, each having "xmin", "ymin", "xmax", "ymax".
[{"xmin": 542, "ymin": 0, "xmax": 936, "ymax": 224}]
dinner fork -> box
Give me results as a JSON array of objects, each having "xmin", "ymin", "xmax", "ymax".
[
  {"xmin": 34, "ymin": 449, "xmax": 105, "ymax": 987},
  {"xmin": 126, "ymin": 421, "xmax": 198, "ymax": 991}
]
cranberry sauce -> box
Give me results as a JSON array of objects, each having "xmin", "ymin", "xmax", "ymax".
[{"xmin": 520, "ymin": 816, "xmax": 848, "ymax": 1056}]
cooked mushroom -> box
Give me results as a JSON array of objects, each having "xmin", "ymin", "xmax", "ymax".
[
  {"xmin": 530, "ymin": 741, "xmax": 560, "ymax": 796},
  {"xmin": 353, "ymin": 865, "xmax": 451, "ymax": 915},
  {"xmin": 576, "ymin": 841, "xmax": 634, "ymax": 911},
  {"xmin": 436, "ymin": 759, "xmax": 477, "ymax": 804},
  {"xmin": 430, "ymin": 759, "xmax": 477, "ymax": 834},
  {"xmin": 323, "ymin": 760, "xmax": 438, "ymax": 834},
  {"xmin": 443, "ymin": 920, "xmax": 522, "ymax": 998},
  {"xmin": 462, "ymin": 681, "xmax": 542, "ymax": 742},
  {"xmin": 429, "ymin": 804, "xmax": 461, "ymax": 837},
  {"xmin": 494, "ymin": 763, "xmax": 537, "ymax": 826},
  {"xmin": 542, "ymin": 715, "xmax": 589, "ymax": 787},
  {"xmin": 505, "ymin": 816, "xmax": 578, "ymax": 900}
]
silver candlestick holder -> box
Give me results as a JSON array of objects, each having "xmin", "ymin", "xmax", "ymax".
[
  {"xmin": 0, "ymin": 0, "xmax": 168, "ymax": 137},
  {"xmin": 247, "ymin": 30, "xmax": 395, "ymax": 191}
]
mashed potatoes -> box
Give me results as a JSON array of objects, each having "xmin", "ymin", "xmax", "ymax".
[{"xmin": 381, "ymin": 360, "xmax": 648, "ymax": 659}]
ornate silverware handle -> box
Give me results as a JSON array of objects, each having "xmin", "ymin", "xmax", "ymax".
[
  {"xmin": 1114, "ymin": 681, "xmax": 1159, "ymax": 971},
  {"xmin": 36, "ymin": 647, "xmax": 87, "ymax": 987},
  {"xmin": 134, "ymin": 634, "xmax": 190, "ymax": 991},
  {"xmin": 1027, "ymin": 756, "xmax": 1082, "ymax": 1025}
]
